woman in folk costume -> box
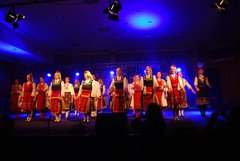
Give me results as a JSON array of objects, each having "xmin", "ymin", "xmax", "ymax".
[
  {"xmin": 20, "ymin": 74, "xmax": 36, "ymax": 122},
  {"xmin": 140, "ymin": 66, "xmax": 159, "ymax": 111},
  {"xmin": 177, "ymin": 72, "xmax": 196, "ymax": 117},
  {"xmin": 10, "ymin": 78, "xmax": 23, "ymax": 119},
  {"xmin": 194, "ymin": 68, "xmax": 212, "ymax": 117},
  {"xmin": 48, "ymin": 71, "xmax": 65, "ymax": 122},
  {"xmin": 78, "ymin": 71, "xmax": 101, "ymax": 123},
  {"xmin": 166, "ymin": 65, "xmax": 184, "ymax": 121},
  {"xmin": 155, "ymin": 72, "xmax": 168, "ymax": 111},
  {"xmin": 35, "ymin": 76, "xmax": 48, "ymax": 120},
  {"xmin": 97, "ymin": 78, "xmax": 107, "ymax": 113},
  {"xmin": 129, "ymin": 74, "xmax": 143, "ymax": 118},
  {"xmin": 62, "ymin": 77, "xmax": 74, "ymax": 119},
  {"xmin": 109, "ymin": 68, "xmax": 128, "ymax": 113},
  {"xmin": 73, "ymin": 78, "xmax": 80, "ymax": 117}
]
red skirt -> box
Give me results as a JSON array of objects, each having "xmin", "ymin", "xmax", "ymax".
[
  {"xmin": 168, "ymin": 87, "xmax": 181, "ymax": 109},
  {"xmin": 74, "ymin": 93, "xmax": 79, "ymax": 109},
  {"xmin": 21, "ymin": 92, "xmax": 34, "ymax": 111},
  {"xmin": 50, "ymin": 91, "xmax": 62, "ymax": 113},
  {"xmin": 156, "ymin": 90, "xmax": 163, "ymax": 107},
  {"xmin": 11, "ymin": 92, "xmax": 20, "ymax": 112},
  {"xmin": 112, "ymin": 89, "xmax": 125, "ymax": 113},
  {"xmin": 143, "ymin": 87, "xmax": 154, "ymax": 110},
  {"xmin": 78, "ymin": 90, "xmax": 91, "ymax": 114},
  {"xmin": 97, "ymin": 95, "xmax": 107, "ymax": 110},
  {"xmin": 36, "ymin": 92, "xmax": 46, "ymax": 111},
  {"xmin": 133, "ymin": 90, "xmax": 142, "ymax": 109}
]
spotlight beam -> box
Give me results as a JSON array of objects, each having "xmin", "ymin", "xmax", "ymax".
[{"xmin": 0, "ymin": 0, "xmax": 69, "ymax": 8}]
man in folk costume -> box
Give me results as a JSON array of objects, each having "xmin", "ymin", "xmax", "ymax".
[
  {"xmin": 166, "ymin": 65, "xmax": 184, "ymax": 121},
  {"xmin": 109, "ymin": 68, "xmax": 128, "ymax": 113},
  {"xmin": 20, "ymin": 74, "xmax": 36, "ymax": 122},
  {"xmin": 62, "ymin": 77, "xmax": 74, "ymax": 119},
  {"xmin": 178, "ymin": 72, "xmax": 196, "ymax": 117},
  {"xmin": 129, "ymin": 74, "xmax": 143, "ymax": 118},
  {"xmin": 155, "ymin": 72, "xmax": 168, "ymax": 111},
  {"xmin": 78, "ymin": 71, "xmax": 100, "ymax": 123},
  {"xmin": 35, "ymin": 76, "xmax": 48, "ymax": 120},
  {"xmin": 10, "ymin": 78, "xmax": 23, "ymax": 119},
  {"xmin": 73, "ymin": 78, "xmax": 80, "ymax": 117},
  {"xmin": 48, "ymin": 71, "xmax": 65, "ymax": 122},
  {"xmin": 194, "ymin": 68, "xmax": 212, "ymax": 117},
  {"xmin": 140, "ymin": 66, "xmax": 159, "ymax": 111},
  {"xmin": 97, "ymin": 78, "xmax": 107, "ymax": 113}
]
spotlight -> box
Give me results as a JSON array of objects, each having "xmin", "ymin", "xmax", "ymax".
[
  {"xmin": 75, "ymin": 72, "xmax": 80, "ymax": 76},
  {"xmin": 211, "ymin": 0, "xmax": 231, "ymax": 14},
  {"xmin": 176, "ymin": 68, "xmax": 181, "ymax": 72},
  {"xmin": 103, "ymin": 0, "xmax": 122, "ymax": 21},
  {"xmin": 4, "ymin": 6, "xmax": 25, "ymax": 29},
  {"xmin": 47, "ymin": 73, "xmax": 51, "ymax": 77},
  {"xmin": 110, "ymin": 71, "xmax": 114, "ymax": 75}
]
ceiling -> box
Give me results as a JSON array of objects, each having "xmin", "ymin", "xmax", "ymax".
[{"xmin": 0, "ymin": 0, "xmax": 240, "ymax": 64}]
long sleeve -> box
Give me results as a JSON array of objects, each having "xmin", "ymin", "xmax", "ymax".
[
  {"xmin": 109, "ymin": 78, "xmax": 115, "ymax": 94},
  {"xmin": 140, "ymin": 76, "xmax": 144, "ymax": 89},
  {"xmin": 123, "ymin": 77, "xmax": 128, "ymax": 93},
  {"xmin": 48, "ymin": 82, "xmax": 52, "ymax": 97},
  {"xmin": 194, "ymin": 77, "xmax": 198, "ymax": 86},
  {"xmin": 128, "ymin": 83, "xmax": 134, "ymax": 96},
  {"xmin": 178, "ymin": 76, "xmax": 184, "ymax": 90},
  {"xmin": 44, "ymin": 83, "xmax": 49, "ymax": 92},
  {"xmin": 166, "ymin": 76, "xmax": 172, "ymax": 91},
  {"xmin": 91, "ymin": 80, "xmax": 101, "ymax": 98},
  {"xmin": 153, "ymin": 75, "xmax": 159, "ymax": 88},
  {"xmin": 70, "ymin": 84, "xmax": 75, "ymax": 95},
  {"xmin": 60, "ymin": 81, "xmax": 65, "ymax": 96},
  {"xmin": 102, "ymin": 85, "xmax": 106, "ymax": 95}
]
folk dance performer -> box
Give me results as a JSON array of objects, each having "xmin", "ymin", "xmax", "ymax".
[
  {"xmin": 48, "ymin": 71, "xmax": 65, "ymax": 122},
  {"xmin": 129, "ymin": 74, "xmax": 143, "ymax": 118},
  {"xmin": 97, "ymin": 79, "xmax": 107, "ymax": 113},
  {"xmin": 62, "ymin": 77, "xmax": 74, "ymax": 119},
  {"xmin": 78, "ymin": 71, "xmax": 100, "ymax": 123},
  {"xmin": 35, "ymin": 76, "xmax": 49, "ymax": 120},
  {"xmin": 20, "ymin": 74, "xmax": 36, "ymax": 122},
  {"xmin": 73, "ymin": 79, "xmax": 80, "ymax": 117},
  {"xmin": 155, "ymin": 72, "xmax": 168, "ymax": 111},
  {"xmin": 166, "ymin": 65, "xmax": 184, "ymax": 121},
  {"xmin": 194, "ymin": 68, "xmax": 212, "ymax": 117},
  {"xmin": 140, "ymin": 66, "xmax": 159, "ymax": 111},
  {"xmin": 109, "ymin": 68, "xmax": 128, "ymax": 113},
  {"xmin": 10, "ymin": 79, "xmax": 23, "ymax": 119}
]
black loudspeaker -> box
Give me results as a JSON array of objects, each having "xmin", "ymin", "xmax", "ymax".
[{"xmin": 95, "ymin": 113, "xmax": 129, "ymax": 135}]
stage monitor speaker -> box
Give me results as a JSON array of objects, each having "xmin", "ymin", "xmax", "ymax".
[{"xmin": 95, "ymin": 112, "xmax": 129, "ymax": 135}]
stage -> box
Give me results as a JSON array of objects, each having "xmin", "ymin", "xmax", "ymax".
[{"xmin": 6, "ymin": 109, "xmax": 221, "ymax": 136}]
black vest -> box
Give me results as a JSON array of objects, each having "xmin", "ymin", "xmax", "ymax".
[
  {"xmin": 52, "ymin": 80, "xmax": 61, "ymax": 91},
  {"xmin": 114, "ymin": 77, "xmax": 124, "ymax": 89},
  {"xmin": 82, "ymin": 80, "xmax": 93, "ymax": 90},
  {"xmin": 143, "ymin": 75, "xmax": 153, "ymax": 87}
]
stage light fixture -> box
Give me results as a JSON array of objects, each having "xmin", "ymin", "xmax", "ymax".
[
  {"xmin": 177, "ymin": 68, "xmax": 182, "ymax": 72},
  {"xmin": 4, "ymin": 6, "xmax": 25, "ymax": 29},
  {"xmin": 75, "ymin": 72, "xmax": 80, "ymax": 76},
  {"xmin": 103, "ymin": 0, "xmax": 122, "ymax": 21},
  {"xmin": 47, "ymin": 73, "xmax": 51, "ymax": 77},
  {"xmin": 210, "ymin": 0, "xmax": 231, "ymax": 14},
  {"xmin": 110, "ymin": 71, "xmax": 114, "ymax": 75}
]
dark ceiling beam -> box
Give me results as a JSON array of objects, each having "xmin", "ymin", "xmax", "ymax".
[{"xmin": 0, "ymin": 0, "xmax": 68, "ymax": 8}]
